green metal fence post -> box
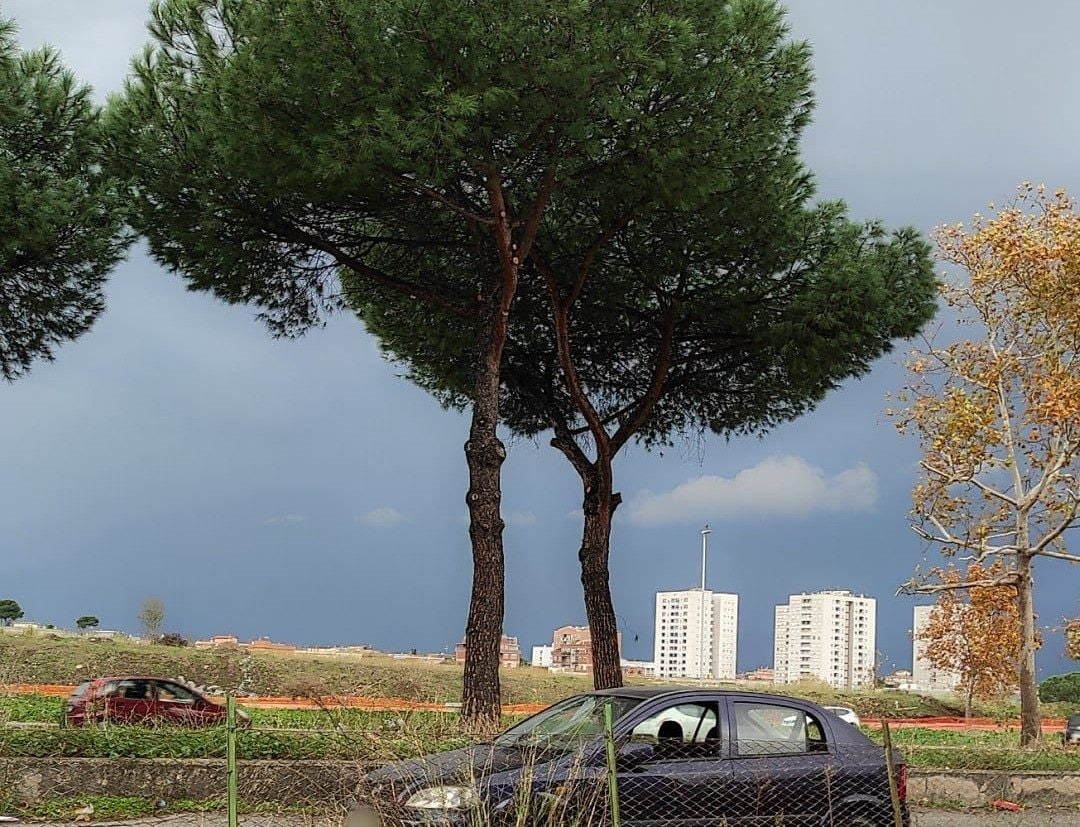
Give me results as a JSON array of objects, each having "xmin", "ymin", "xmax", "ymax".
[
  {"xmin": 603, "ymin": 701, "xmax": 621, "ymax": 827},
  {"xmin": 226, "ymin": 695, "xmax": 238, "ymax": 827}
]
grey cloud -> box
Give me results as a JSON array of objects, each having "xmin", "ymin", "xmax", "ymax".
[{"xmin": 626, "ymin": 456, "xmax": 878, "ymax": 526}]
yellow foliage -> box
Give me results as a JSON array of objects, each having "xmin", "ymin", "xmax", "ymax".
[
  {"xmin": 918, "ymin": 562, "xmax": 1021, "ymax": 702},
  {"xmin": 898, "ymin": 184, "xmax": 1080, "ymax": 538}
]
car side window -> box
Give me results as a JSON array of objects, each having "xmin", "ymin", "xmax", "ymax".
[
  {"xmin": 96, "ymin": 681, "xmax": 118, "ymax": 699},
  {"xmin": 157, "ymin": 682, "xmax": 197, "ymax": 704},
  {"xmin": 111, "ymin": 680, "xmax": 151, "ymax": 700},
  {"xmin": 628, "ymin": 702, "xmax": 721, "ymax": 760},
  {"xmin": 733, "ymin": 702, "xmax": 827, "ymax": 756}
]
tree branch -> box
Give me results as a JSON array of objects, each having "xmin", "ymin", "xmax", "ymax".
[
  {"xmin": 610, "ymin": 307, "xmax": 677, "ymax": 454},
  {"xmin": 903, "ymin": 572, "xmax": 1022, "ymax": 595},
  {"xmin": 532, "ymin": 251, "xmax": 611, "ymax": 463},
  {"xmin": 549, "ymin": 417, "xmax": 594, "ymax": 481},
  {"xmin": 385, "ymin": 168, "xmax": 495, "ymax": 225},
  {"xmin": 1035, "ymin": 546, "xmax": 1080, "ymax": 563},
  {"xmin": 516, "ymin": 165, "xmax": 556, "ymax": 264},
  {"xmin": 566, "ymin": 213, "xmax": 634, "ymax": 306},
  {"xmin": 268, "ymin": 220, "xmax": 475, "ymax": 318}
]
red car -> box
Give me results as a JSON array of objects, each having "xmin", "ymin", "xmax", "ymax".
[{"xmin": 64, "ymin": 676, "xmax": 249, "ymax": 728}]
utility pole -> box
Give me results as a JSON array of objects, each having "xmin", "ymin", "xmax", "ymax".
[{"xmin": 699, "ymin": 525, "xmax": 711, "ymax": 681}]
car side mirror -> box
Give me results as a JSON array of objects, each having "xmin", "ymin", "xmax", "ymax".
[{"xmin": 617, "ymin": 742, "xmax": 655, "ymax": 770}]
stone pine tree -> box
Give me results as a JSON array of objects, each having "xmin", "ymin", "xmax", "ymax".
[
  {"xmin": 76, "ymin": 615, "xmax": 100, "ymax": 630},
  {"xmin": 0, "ymin": 599, "xmax": 23, "ymax": 625},
  {"xmin": 352, "ymin": 57, "xmax": 936, "ymax": 689},
  {"xmin": 896, "ymin": 185, "xmax": 1080, "ymax": 745},
  {"xmin": 1, "ymin": 19, "xmax": 127, "ymax": 381},
  {"xmin": 105, "ymin": 0, "xmax": 846, "ymax": 725}
]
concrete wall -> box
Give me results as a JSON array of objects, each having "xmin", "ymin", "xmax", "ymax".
[
  {"xmin": 3, "ymin": 759, "xmax": 1079, "ymax": 809},
  {"xmin": 908, "ymin": 769, "xmax": 1080, "ymax": 807},
  {"xmin": 0, "ymin": 759, "xmax": 370, "ymax": 807}
]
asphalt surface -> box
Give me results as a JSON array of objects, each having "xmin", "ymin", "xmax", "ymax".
[{"xmin": 18, "ymin": 810, "xmax": 1080, "ymax": 827}]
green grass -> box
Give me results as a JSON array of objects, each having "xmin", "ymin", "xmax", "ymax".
[
  {"xmin": 0, "ymin": 719, "xmax": 477, "ymax": 761},
  {"xmin": 2, "ymin": 700, "xmax": 1078, "ymax": 771},
  {"xmin": 0, "ymin": 795, "xmax": 337, "ymax": 822},
  {"xmin": 867, "ymin": 726, "xmax": 1080, "ymax": 771}
]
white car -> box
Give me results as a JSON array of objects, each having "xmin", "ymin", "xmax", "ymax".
[{"xmin": 823, "ymin": 705, "xmax": 860, "ymax": 726}]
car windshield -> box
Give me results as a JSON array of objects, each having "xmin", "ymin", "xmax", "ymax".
[
  {"xmin": 69, "ymin": 681, "xmax": 92, "ymax": 699},
  {"xmin": 1068, "ymin": 715, "xmax": 1080, "ymax": 727},
  {"xmin": 494, "ymin": 694, "xmax": 642, "ymax": 749}
]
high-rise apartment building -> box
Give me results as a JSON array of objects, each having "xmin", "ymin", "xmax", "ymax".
[
  {"xmin": 773, "ymin": 590, "xmax": 876, "ymax": 689},
  {"xmin": 911, "ymin": 605, "xmax": 961, "ymax": 692},
  {"xmin": 653, "ymin": 589, "xmax": 739, "ymax": 680}
]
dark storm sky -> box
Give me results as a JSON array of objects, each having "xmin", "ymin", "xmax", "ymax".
[{"xmin": 3, "ymin": 0, "xmax": 1078, "ymax": 677}]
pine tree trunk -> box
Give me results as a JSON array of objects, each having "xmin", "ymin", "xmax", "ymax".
[
  {"xmin": 460, "ymin": 283, "xmax": 509, "ymax": 733},
  {"xmin": 578, "ymin": 469, "xmax": 623, "ymax": 690},
  {"xmin": 1016, "ymin": 552, "xmax": 1041, "ymax": 746}
]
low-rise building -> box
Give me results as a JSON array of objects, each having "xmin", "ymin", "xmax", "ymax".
[
  {"xmin": 194, "ymin": 634, "xmax": 240, "ymax": 649},
  {"xmin": 740, "ymin": 667, "xmax": 775, "ymax": 683},
  {"xmin": 455, "ymin": 635, "xmax": 521, "ymax": 668},
  {"xmin": 550, "ymin": 625, "xmax": 623, "ymax": 674},
  {"xmin": 531, "ymin": 645, "xmax": 553, "ymax": 668}
]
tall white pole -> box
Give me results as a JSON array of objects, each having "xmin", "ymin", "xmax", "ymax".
[{"xmin": 699, "ymin": 525, "xmax": 711, "ymax": 681}]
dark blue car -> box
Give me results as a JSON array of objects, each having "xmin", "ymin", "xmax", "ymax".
[{"xmin": 348, "ymin": 687, "xmax": 908, "ymax": 827}]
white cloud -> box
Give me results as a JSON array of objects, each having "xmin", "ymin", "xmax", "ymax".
[
  {"xmin": 625, "ymin": 455, "xmax": 878, "ymax": 526},
  {"xmin": 504, "ymin": 510, "xmax": 537, "ymax": 527},
  {"xmin": 357, "ymin": 507, "xmax": 405, "ymax": 527},
  {"xmin": 264, "ymin": 514, "xmax": 306, "ymax": 525}
]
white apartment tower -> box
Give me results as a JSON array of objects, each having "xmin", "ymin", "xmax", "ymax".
[
  {"xmin": 911, "ymin": 605, "xmax": 961, "ymax": 692},
  {"xmin": 773, "ymin": 590, "xmax": 876, "ymax": 689},
  {"xmin": 654, "ymin": 589, "xmax": 739, "ymax": 680}
]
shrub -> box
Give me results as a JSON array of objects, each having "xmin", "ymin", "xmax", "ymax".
[{"xmin": 1038, "ymin": 672, "xmax": 1080, "ymax": 704}]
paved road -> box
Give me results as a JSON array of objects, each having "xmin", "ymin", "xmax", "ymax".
[
  {"xmin": 18, "ymin": 810, "xmax": 1080, "ymax": 827},
  {"xmin": 916, "ymin": 809, "xmax": 1080, "ymax": 826}
]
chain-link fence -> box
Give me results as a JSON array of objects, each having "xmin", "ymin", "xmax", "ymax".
[
  {"xmin": 351, "ymin": 700, "xmax": 909, "ymax": 827},
  {"xmin": 2, "ymin": 695, "xmax": 1078, "ymax": 826}
]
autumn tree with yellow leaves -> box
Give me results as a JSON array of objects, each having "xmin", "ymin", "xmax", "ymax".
[
  {"xmin": 895, "ymin": 184, "xmax": 1080, "ymax": 745},
  {"xmin": 917, "ymin": 562, "xmax": 1021, "ymax": 718},
  {"xmin": 1067, "ymin": 617, "xmax": 1080, "ymax": 661}
]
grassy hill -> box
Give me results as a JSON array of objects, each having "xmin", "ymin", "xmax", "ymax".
[
  {"xmin": 0, "ymin": 630, "xmax": 1058, "ymax": 718},
  {"xmin": 0, "ymin": 631, "xmax": 594, "ymax": 703}
]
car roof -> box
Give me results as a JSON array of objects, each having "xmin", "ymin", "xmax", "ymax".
[
  {"xmin": 594, "ymin": 686, "xmax": 829, "ymax": 707},
  {"xmin": 593, "ymin": 686, "xmax": 704, "ymax": 699},
  {"xmin": 93, "ymin": 675, "xmax": 187, "ymax": 684}
]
